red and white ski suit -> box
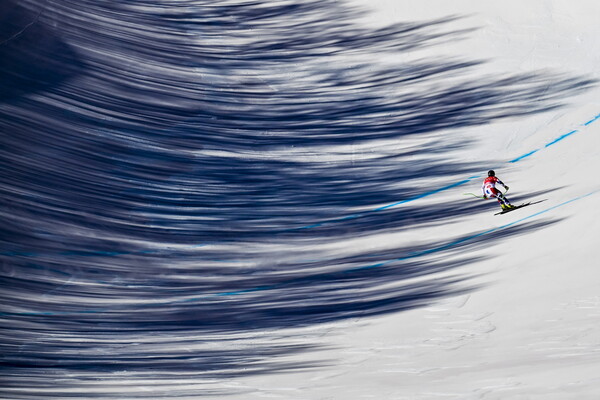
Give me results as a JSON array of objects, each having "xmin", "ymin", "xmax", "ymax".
[{"xmin": 482, "ymin": 176, "xmax": 511, "ymax": 206}]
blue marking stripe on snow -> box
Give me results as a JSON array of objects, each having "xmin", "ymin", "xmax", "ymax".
[
  {"xmin": 3, "ymin": 190, "xmax": 597, "ymax": 317},
  {"xmin": 509, "ymin": 112, "xmax": 598, "ymax": 163},
  {"xmin": 2, "ymin": 112, "xmax": 598, "ymax": 258},
  {"xmin": 483, "ymin": 190, "xmax": 599, "ymax": 232},
  {"xmin": 545, "ymin": 130, "xmax": 578, "ymax": 147},
  {"xmin": 508, "ymin": 149, "xmax": 539, "ymax": 163},
  {"xmin": 584, "ymin": 113, "xmax": 600, "ymax": 126},
  {"xmin": 342, "ymin": 190, "xmax": 598, "ymax": 272},
  {"xmin": 374, "ymin": 177, "xmax": 479, "ymax": 211},
  {"xmin": 290, "ymin": 176, "xmax": 481, "ymax": 231}
]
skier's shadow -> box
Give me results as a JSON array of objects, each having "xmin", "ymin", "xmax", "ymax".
[{"xmin": 528, "ymin": 199, "xmax": 548, "ymax": 206}]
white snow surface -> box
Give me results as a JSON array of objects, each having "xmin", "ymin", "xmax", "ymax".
[{"xmin": 218, "ymin": 1, "xmax": 600, "ymax": 399}]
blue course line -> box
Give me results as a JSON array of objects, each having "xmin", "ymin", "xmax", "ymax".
[
  {"xmin": 2, "ymin": 113, "xmax": 598, "ymax": 258},
  {"xmin": 353, "ymin": 190, "xmax": 598, "ymax": 271},
  {"xmin": 508, "ymin": 149, "xmax": 539, "ymax": 163},
  {"xmin": 374, "ymin": 177, "xmax": 481, "ymax": 211},
  {"xmin": 584, "ymin": 113, "xmax": 600, "ymax": 126},
  {"xmin": 509, "ymin": 114, "xmax": 599, "ymax": 162},
  {"xmin": 545, "ymin": 130, "xmax": 578, "ymax": 148},
  {"xmin": 298, "ymin": 111, "xmax": 597, "ymax": 228},
  {"xmin": 2, "ymin": 189, "xmax": 597, "ymax": 317},
  {"xmin": 290, "ymin": 176, "xmax": 481, "ymax": 231}
]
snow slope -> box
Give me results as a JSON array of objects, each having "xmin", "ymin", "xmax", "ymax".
[
  {"xmin": 219, "ymin": 1, "xmax": 600, "ymax": 399},
  {"xmin": 1, "ymin": 1, "xmax": 599, "ymax": 399}
]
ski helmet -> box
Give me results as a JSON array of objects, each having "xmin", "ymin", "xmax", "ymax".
[{"xmin": 488, "ymin": 170, "xmax": 495, "ymax": 177}]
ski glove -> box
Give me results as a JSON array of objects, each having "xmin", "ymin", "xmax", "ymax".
[{"xmin": 504, "ymin": 186, "xmax": 509, "ymax": 191}]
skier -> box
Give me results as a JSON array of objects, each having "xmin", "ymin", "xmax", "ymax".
[{"xmin": 482, "ymin": 170, "xmax": 514, "ymax": 211}]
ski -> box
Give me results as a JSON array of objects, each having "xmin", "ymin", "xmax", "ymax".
[{"xmin": 494, "ymin": 202, "xmax": 531, "ymax": 215}]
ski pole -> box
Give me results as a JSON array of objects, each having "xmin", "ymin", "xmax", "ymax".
[{"xmin": 463, "ymin": 193, "xmax": 486, "ymax": 199}]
